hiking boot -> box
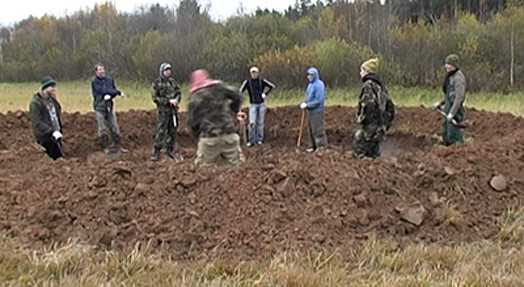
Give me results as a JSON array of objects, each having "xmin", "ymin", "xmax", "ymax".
[
  {"xmin": 150, "ymin": 147, "xmax": 161, "ymax": 161},
  {"xmin": 166, "ymin": 148, "xmax": 174, "ymax": 159},
  {"xmin": 100, "ymin": 135, "xmax": 109, "ymax": 154},
  {"xmin": 246, "ymin": 142, "xmax": 253, "ymax": 147},
  {"xmin": 256, "ymin": 141, "xmax": 263, "ymax": 145},
  {"xmin": 118, "ymin": 147, "xmax": 129, "ymax": 153},
  {"xmin": 305, "ymin": 148, "xmax": 315, "ymax": 153}
]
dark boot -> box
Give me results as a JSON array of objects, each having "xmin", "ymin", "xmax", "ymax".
[
  {"xmin": 114, "ymin": 136, "xmax": 129, "ymax": 153},
  {"xmin": 150, "ymin": 147, "xmax": 161, "ymax": 161},
  {"xmin": 166, "ymin": 146, "xmax": 174, "ymax": 159},
  {"xmin": 100, "ymin": 135, "xmax": 109, "ymax": 154}
]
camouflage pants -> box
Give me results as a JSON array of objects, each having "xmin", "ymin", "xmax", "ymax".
[
  {"xmin": 442, "ymin": 120, "xmax": 463, "ymax": 146},
  {"xmin": 195, "ymin": 133, "xmax": 245, "ymax": 167},
  {"xmin": 352, "ymin": 125, "xmax": 383, "ymax": 159},
  {"xmin": 154, "ymin": 108, "xmax": 177, "ymax": 150}
]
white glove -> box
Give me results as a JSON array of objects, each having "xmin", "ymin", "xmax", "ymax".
[
  {"xmin": 104, "ymin": 94, "xmax": 111, "ymax": 101},
  {"xmin": 261, "ymin": 93, "xmax": 266, "ymax": 99},
  {"xmin": 169, "ymin": 99, "xmax": 179, "ymax": 107},
  {"xmin": 52, "ymin": 131, "xmax": 62, "ymax": 140},
  {"xmin": 299, "ymin": 102, "xmax": 307, "ymax": 109},
  {"xmin": 446, "ymin": 113, "xmax": 454, "ymax": 121},
  {"xmin": 119, "ymin": 92, "xmax": 125, "ymax": 98},
  {"xmin": 432, "ymin": 101, "xmax": 441, "ymax": 109}
]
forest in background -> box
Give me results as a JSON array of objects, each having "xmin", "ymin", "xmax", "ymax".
[{"xmin": 0, "ymin": 0, "xmax": 523, "ymax": 92}]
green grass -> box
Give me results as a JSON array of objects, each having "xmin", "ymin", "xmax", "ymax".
[{"xmin": 2, "ymin": 81, "xmax": 524, "ymax": 116}]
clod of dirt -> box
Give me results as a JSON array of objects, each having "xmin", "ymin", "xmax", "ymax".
[
  {"xmin": 490, "ymin": 174, "xmax": 508, "ymax": 192},
  {"xmin": 398, "ymin": 204, "xmax": 426, "ymax": 226},
  {"xmin": 353, "ymin": 194, "xmax": 367, "ymax": 207}
]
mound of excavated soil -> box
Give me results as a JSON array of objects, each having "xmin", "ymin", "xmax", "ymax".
[{"xmin": 0, "ymin": 106, "xmax": 523, "ymax": 260}]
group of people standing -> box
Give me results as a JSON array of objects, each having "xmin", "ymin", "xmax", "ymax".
[{"xmin": 29, "ymin": 54, "xmax": 466, "ymax": 166}]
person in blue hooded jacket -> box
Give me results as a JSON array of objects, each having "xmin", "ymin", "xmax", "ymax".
[{"xmin": 299, "ymin": 67, "xmax": 328, "ymax": 152}]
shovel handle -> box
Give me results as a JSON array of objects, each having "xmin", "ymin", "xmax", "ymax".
[
  {"xmin": 431, "ymin": 107, "xmax": 465, "ymax": 128},
  {"xmin": 297, "ymin": 109, "xmax": 306, "ymax": 148}
]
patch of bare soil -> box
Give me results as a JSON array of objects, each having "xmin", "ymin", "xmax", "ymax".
[{"xmin": 1, "ymin": 106, "xmax": 523, "ymax": 261}]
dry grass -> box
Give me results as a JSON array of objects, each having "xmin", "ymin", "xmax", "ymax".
[{"xmin": 1, "ymin": 234, "xmax": 524, "ymax": 287}]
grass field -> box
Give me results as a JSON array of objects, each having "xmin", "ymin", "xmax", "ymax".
[{"xmin": 2, "ymin": 81, "xmax": 524, "ymax": 116}]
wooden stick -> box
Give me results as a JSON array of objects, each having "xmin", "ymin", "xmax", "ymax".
[{"xmin": 297, "ymin": 109, "xmax": 306, "ymax": 148}]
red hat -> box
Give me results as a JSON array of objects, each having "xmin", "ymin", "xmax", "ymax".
[{"xmin": 189, "ymin": 69, "xmax": 219, "ymax": 95}]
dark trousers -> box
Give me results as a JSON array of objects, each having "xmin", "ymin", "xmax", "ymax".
[
  {"xmin": 39, "ymin": 140, "xmax": 63, "ymax": 160},
  {"xmin": 307, "ymin": 111, "xmax": 328, "ymax": 149},
  {"xmin": 442, "ymin": 121, "xmax": 463, "ymax": 146}
]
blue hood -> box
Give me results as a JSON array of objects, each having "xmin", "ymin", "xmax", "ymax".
[
  {"xmin": 304, "ymin": 67, "xmax": 325, "ymax": 113},
  {"xmin": 307, "ymin": 67, "xmax": 319, "ymax": 82}
]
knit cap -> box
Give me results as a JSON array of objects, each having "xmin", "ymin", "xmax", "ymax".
[
  {"xmin": 40, "ymin": 76, "xmax": 56, "ymax": 91},
  {"xmin": 361, "ymin": 58, "xmax": 379, "ymax": 74},
  {"xmin": 445, "ymin": 54, "xmax": 460, "ymax": 68}
]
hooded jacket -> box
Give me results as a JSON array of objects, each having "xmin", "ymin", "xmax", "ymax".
[
  {"xmin": 151, "ymin": 62, "xmax": 181, "ymax": 108},
  {"xmin": 304, "ymin": 67, "xmax": 325, "ymax": 113}
]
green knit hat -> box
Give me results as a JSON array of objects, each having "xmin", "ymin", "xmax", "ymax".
[
  {"xmin": 445, "ymin": 54, "xmax": 460, "ymax": 68},
  {"xmin": 40, "ymin": 76, "xmax": 56, "ymax": 91}
]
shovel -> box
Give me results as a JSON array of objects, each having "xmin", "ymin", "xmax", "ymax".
[
  {"xmin": 171, "ymin": 113, "xmax": 184, "ymax": 163},
  {"xmin": 431, "ymin": 106, "xmax": 467, "ymax": 128},
  {"xmin": 296, "ymin": 109, "xmax": 306, "ymax": 148}
]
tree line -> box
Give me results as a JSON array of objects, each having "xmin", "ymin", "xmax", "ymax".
[{"xmin": 0, "ymin": 0, "xmax": 522, "ymax": 92}]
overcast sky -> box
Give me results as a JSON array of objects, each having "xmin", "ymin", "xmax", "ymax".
[{"xmin": 1, "ymin": 0, "xmax": 299, "ymax": 26}]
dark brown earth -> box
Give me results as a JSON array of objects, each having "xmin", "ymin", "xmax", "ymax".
[{"xmin": 1, "ymin": 106, "xmax": 523, "ymax": 261}]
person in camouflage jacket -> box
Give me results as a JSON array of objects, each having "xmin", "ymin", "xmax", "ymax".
[
  {"xmin": 352, "ymin": 58, "xmax": 395, "ymax": 159},
  {"xmin": 186, "ymin": 69, "xmax": 245, "ymax": 167},
  {"xmin": 150, "ymin": 62, "xmax": 182, "ymax": 161}
]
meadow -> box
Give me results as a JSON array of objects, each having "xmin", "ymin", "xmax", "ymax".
[{"xmin": 2, "ymin": 81, "xmax": 524, "ymax": 116}]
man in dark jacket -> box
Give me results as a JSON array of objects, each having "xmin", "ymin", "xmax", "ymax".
[
  {"xmin": 150, "ymin": 62, "xmax": 182, "ymax": 161},
  {"xmin": 29, "ymin": 76, "xmax": 64, "ymax": 160},
  {"xmin": 432, "ymin": 54, "xmax": 466, "ymax": 146},
  {"xmin": 352, "ymin": 58, "xmax": 395, "ymax": 159},
  {"xmin": 187, "ymin": 69, "xmax": 245, "ymax": 167},
  {"xmin": 91, "ymin": 63, "xmax": 128, "ymax": 155},
  {"xmin": 239, "ymin": 66, "xmax": 276, "ymax": 146}
]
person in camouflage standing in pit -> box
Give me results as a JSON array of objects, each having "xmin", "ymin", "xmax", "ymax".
[
  {"xmin": 150, "ymin": 62, "xmax": 182, "ymax": 161},
  {"xmin": 352, "ymin": 58, "xmax": 395, "ymax": 159},
  {"xmin": 432, "ymin": 54, "xmax": 466, "ymax": 146},
  {"xmin": 186, "ymin": 69, "xmax": 246, "ymax": 167}
]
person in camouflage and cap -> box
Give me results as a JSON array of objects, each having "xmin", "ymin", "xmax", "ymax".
[
  {"xmin": 186, "ymin": 69, "xmax": 245, "ymax": 167},
  {"xmin": 150, "ymin": 62, "xmax": 182, "ymax": 161},
  {"xmin": 432, "ymin": 54, "xmax": 466, "ymax": 146},
  {"xmin": 352, "ymin": 58, "xmax": 395, "ymax": 159}
]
